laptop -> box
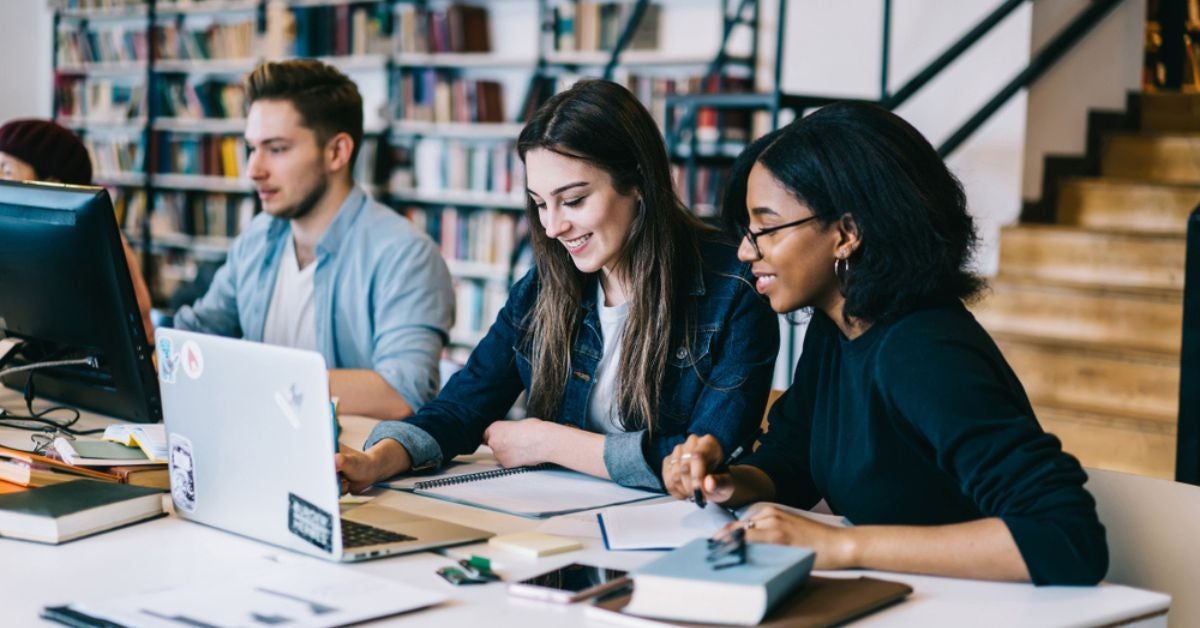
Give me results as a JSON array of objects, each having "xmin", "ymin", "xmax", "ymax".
[{"xmin": 155, "ymin": 328, "xmax": 493, "ymax": 562}]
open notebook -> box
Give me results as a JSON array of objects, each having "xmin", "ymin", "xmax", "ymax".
[{"xmin": 381, "ymin": 454, "xmax": 658, "ymax": 518}]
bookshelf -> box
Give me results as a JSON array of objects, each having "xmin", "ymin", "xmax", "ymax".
[{"xmin": 50, "ymin": 0, "xmax": 764, "ymax": 359}]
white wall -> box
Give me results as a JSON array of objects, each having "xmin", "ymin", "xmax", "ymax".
[
  {"xmin": 1023, "ymin": 0, "xmax": 1146, "ymax": 202},
  {"xmin": 0, "ymin": 0, "xmax": 54, "ymax": 121},
  {"xmin": 757, "ymin": 0, "xmax": 1033, "ymax": 277}
]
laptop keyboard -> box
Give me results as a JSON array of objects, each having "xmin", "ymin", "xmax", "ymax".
[{"xmin": 341, "ymin": 519, "xmax": 417, "ymax": 548}]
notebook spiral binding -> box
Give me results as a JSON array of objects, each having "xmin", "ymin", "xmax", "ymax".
[{"xmin": 413, "ymin": 463, "xmax": 553, "ymax": 490}]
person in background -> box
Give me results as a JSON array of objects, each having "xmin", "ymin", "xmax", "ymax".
[
  {"xmin": 0, "ymin": 118, "xmax": 154, "ymax": 345},
  {"xmin": 663, "ymin": 102, "xmax": 1108, "ymax": 586},
  {"xmin": 170, "ymin": 59, "xmax": 453, "ymax": 420},
  {"xmin": 336, "ymin": 79, "xmax": 779, "ymax": 491}
]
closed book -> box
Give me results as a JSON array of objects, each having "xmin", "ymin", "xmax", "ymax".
[
  {"xmin": 104, "ymin": 464, "xmax": 170, "ymax": 491},
  {"xmin": 0, "ymin": 479, "xmax": 163, "ymax": 544},
  {"xmin": 588, "ymin": 576, "xmax": 913, "ymax": 628},
  {"xmin": 625, "ymin": 539, "xmax": 815, "ymax": 625}
]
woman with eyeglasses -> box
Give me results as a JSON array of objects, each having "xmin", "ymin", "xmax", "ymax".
[
  {"xmin": 335, "ymin": 79, "xmax": 778, "ymax": 491},
  {"xmin": 662, "ymin": 103, "xmax": 1108, "ymax": 585}
]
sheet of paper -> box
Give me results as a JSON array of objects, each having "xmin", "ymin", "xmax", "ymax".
[
  {"xmin": 69, "ymin": 558, "xmax": 446, "ymax": 628},
  {"xmin": 600, "ymin": 499, "xmax": 736, "ymax": 550},
  {"xmin": 535, "ymin": 511, "xmax": 605, "ymax": 539}
]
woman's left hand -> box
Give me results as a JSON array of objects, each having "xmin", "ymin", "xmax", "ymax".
[
  {"xmin": 483, "ymin": 418, "xmax": 552, "ymax": 468},
  {"xmin": 717, "ymin": 504, "xmax": 858, "ymax": 570}
]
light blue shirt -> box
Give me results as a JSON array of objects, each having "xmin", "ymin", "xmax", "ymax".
[{"xmin": 172, "ymin": 187, "xmax": 454, "ymax": 411}]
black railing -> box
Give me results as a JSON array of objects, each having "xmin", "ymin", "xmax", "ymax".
[
  {"xmin": 666, "ymin": 0, "xmax": 1126, "ymax": 162},
  {"xmin": 1179, "ymin": 207, "xmax": 1200, "ymax": 484}
]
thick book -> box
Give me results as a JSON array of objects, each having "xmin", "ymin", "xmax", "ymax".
[
  {"xmin": 0, "ymin": 479, "xmax": 163, "ymax": 544},
  {"xmin": 588, "ymin": 576, "xmax": 913, "ymax": 628},
  {"xmin": 624, "ymin": 539, "xmax": 815, "ymax": 625}
]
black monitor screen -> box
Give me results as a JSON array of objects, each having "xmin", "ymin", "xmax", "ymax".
[{"xmin": 0, "ymin": 180, "xmax": 160, "ymax": 423}]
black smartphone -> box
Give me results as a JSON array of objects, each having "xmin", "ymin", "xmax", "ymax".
[{"xmin": 507, "ymin": 563, "xmax": 630, "ymax": 603}]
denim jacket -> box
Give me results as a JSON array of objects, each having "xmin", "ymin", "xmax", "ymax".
[
  {"xmin": 172, "ymin": 187, "xmax": 454, "ymax": 410},
  {"xmin": 364, "ymin": 235, "xmax": 780, "ymax": 489}
]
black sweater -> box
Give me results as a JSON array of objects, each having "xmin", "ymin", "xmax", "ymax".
[{"xmin": 742, "ymin": 301, "xmax": 1108, "ymax": 585}]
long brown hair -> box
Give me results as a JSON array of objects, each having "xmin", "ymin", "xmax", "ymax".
[{"xmin": 517, "ymin": 79, "xmax": 712, "ymax": 433}]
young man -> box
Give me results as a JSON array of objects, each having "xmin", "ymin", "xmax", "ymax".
[{"xmin": 172, "ymin": 60, "xmax": 453, "ymax": 420}]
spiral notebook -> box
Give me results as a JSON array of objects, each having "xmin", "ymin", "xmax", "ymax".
[{"xmin": 381, "ymin": 455, "xmax": 658, "ymax": 518}]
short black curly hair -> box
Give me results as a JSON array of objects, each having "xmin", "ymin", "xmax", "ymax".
[
  {"xmin": 722, "ymin": 102, "xmax": 984, "ymax": 324},
  {"xmin": 244, "ymin": 59, "xmax": 364, "ymax": 167}
]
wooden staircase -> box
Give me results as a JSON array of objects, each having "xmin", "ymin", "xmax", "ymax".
[{"xmin": 972, "ymin": 93, "xmax": 1199, "ymax": 479}]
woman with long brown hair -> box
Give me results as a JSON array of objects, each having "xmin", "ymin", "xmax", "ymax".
[{"xmin": 337, "ymin": 79, "xmax": 778, "ymax": 490}]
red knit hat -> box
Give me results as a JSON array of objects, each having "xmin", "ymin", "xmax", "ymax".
[{"xmin": 0, "ymin": 119, "xmax": 93, "ymax": 185}]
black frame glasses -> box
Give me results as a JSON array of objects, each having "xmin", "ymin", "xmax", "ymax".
[
  {"xmin": 707, "ymin": 527, "xmax": 748, "ymax": 570},
  {"xmin": 738, "ymin": 215, "xmax": 819, "ymax": 259}
]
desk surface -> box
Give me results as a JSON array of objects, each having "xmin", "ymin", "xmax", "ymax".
[{"xmin": 0, "ymin": 389, "xmax": 1171, "ymax": 627}]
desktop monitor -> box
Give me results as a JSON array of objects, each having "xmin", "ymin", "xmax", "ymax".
[{"xmin": 0, "ymin": 180, "xmax": 160, "ymax": 423}]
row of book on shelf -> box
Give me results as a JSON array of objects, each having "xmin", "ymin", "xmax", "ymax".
[
  {"xmin": 393, "ymin": 138, "xmax": 527, "ymax": 200},
  {"xmin": 549, "ymin": 1, "xmax": 661, "ymax": 53},
  {"xmin": 56, "ymin": 2, "xmax": 499, "ymax": 64}
]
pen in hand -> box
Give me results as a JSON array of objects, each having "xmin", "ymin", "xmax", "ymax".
[{"xmin": 692, "ymin": 442, "xmax": 747, "ymax": 509}]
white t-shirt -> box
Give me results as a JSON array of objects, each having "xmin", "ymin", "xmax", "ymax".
[
  {"xmin": 586, "ymin": 280, "xmax": 631, "ymax": 434},
  {"xmin": 262, "ymin": 236, "xmax": 318, "ymax": 352}
]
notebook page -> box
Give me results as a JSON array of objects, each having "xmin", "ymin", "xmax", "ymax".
[{"xmin": 418, "ymin": 467, "xmax": 657, "ymax": 517}]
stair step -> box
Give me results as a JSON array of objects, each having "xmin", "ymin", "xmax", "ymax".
[
  {"xmin": 971, "ymin": 279, "xmax": 1182, "ymax": 356},
  {"xmin": 997, "ymin": 225, "xmax": 1186, "ymax": 291},
  {"xmin": 1100, "ymin": 133, "xmax": 1200, "ymax": 184},
  {"xmin": 1141, "ymin": 92, "xmax": 1200, "ymax": 133},
  {"xmin": 1057, "ymin": 178, "xmax": 1200, "ymax": 235},
  {"xmin": 1036, "ymin": 405, "xmax": 1176, "ymax": 480},
  {"xmin": 995, "ymin": 333, "xmax": 1179, "ymax": 424}
]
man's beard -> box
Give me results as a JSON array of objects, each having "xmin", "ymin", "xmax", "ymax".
[{"xmin": 275, "ymin": 173, "xmax": 329, "ymax": 221}]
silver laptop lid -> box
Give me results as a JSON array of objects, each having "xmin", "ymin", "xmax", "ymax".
[{"xmin": 156, "ymin": 329, "xmax": 345, "ymax": 560}]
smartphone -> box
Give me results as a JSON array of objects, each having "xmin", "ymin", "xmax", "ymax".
[{"xmin": 507, "ymin": 563, "xmax": 630, "ymax": 603}]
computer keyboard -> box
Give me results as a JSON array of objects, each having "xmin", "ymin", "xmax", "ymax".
[{"xmin": 341, "ymin": 519, "xmax": 416, "ymax": 548}]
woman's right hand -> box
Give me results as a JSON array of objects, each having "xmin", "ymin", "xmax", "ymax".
[
  {"xmin": 662, "ymin": 434, "xmax": 735, "ymax": 505},
  {"xmin": 334, "ymin": 439, "xmax": 412, "ymax": 494}
]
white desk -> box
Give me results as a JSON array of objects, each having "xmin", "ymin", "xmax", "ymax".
[{"xmin": 0, "ymin": 390, "xmax": 1171, "ymax": 627}]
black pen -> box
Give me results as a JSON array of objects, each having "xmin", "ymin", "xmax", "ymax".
[{"xmin": 693, "ymin": 428, "xmax": 759, "ymax": 509}]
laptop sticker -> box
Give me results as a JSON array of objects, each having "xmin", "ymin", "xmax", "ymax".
[
  {"xmin": 274, "ymin": 384, "xmax": 304, "ymax": 429},
  {"xmin": 169, "ymin": 433, "xmax": 197, "ymax": 513},
  {"xmin": 181, "ymin": 340, "xmax": 204, "ymax": 380},
  {"xmin": 158, "ymin": 337, "xmax": 179, "ymax": 384},
  {"xmin": 288, "ymin": 493, "xmax": 334, "ymax": 553}
]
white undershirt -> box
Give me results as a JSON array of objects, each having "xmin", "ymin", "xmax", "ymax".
[
  {"xmin": 587, "ymin": 280, "xmax": 631, "ymax": 434},
  {"xmin": 262, "ymin": 236, "xmax": 318, "ymax": 352}
]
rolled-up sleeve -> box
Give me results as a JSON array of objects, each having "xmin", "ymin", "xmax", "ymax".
[
  {"xmin": 603, "ymin": 430, "xmax": 660, "ymax": 489},
  {"xmin": 363, "ymin": 419, "xmax": 444, "ymax": 470},
  {"xmin": 369, "ymin": 237, "xmax": 454, "ymax": 412}
]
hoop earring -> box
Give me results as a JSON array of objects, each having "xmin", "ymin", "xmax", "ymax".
[{"xmin": 833, "ymin": 257, "xmax": 850, "ymax": 283}]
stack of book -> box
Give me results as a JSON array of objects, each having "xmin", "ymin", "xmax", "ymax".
[{"xmin": 0, "ymin": 444, "xmax": 168, "ymax": 493}]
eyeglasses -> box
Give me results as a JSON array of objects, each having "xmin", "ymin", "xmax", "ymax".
[
  {"xmin": 707, "ymin": 527, "xmax": 748, "ymax": 570},
  {"xmin": 737, "ymin": 215, "xmax": 819, "ymax": 260}
]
